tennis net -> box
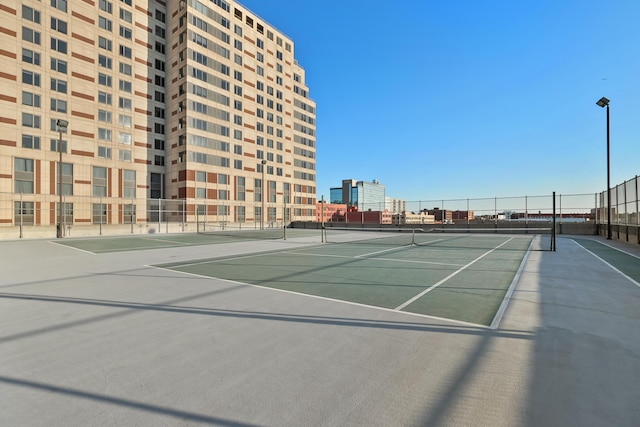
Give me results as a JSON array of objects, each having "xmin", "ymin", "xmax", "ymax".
[
  {"xmin": 322, "ymin": 226, "xmax": 556, "ymax": 251},
  {"xmin": 197, "ymin": 221, "xmax": 287, "ymax": 240}
]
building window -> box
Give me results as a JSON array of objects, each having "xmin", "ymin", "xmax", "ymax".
[
  {"xmin": 22, "ymin": 70, "xmax": 41, "ymax": 87},
  {"xmin": 22, "ymin": 135, "xmax": 40, "ymax": 150},
  {"xmin": 50, "ymin": 138, "xmax": 67, "ymax": 153},
  {"xmin": 269, "ymin": 181, "xmax": 276, "ymax": 202},
  {"xmin": 236, "ymin": 177, "xmax": 245, "ymax": 201},
  {"xmin": 98, "ymin": 128, "xmax": 112, "ymax": 141},
  {"xmin": 22, "ymin": 48, "xmax": 40, "ymax": 65},
  {"xmin": 92, "ymin": 203, "xmax": 107, "ymax": 224},
  {"xmin": 119, "ymin": 25, "xmax": 132, "ymax": 39},
  {"xmin": 118, "ymin": 97, "xmax": 131, "ymax": 110},
  {"xmin": 22, "ymin": 113, "xmax": 41, "ymax": 129},
  {"xmin": 119, "ymin": 45, "xmax": 131, "ymax": 58},
  {"xmin": 51, "ymin": 18, "xmax": 67, "ymax": 34},
  {"xmin": 14, "ymin": 158, "xmax": 34, "ymax": 194},
  {"xmin": 52, "ymin": 0, "xmax": 68, "ymax": 13},
  {"xmin": 22, "ymin": 91, "xmax": 41, "ymax": 107},
  {"xmin": 22, "ymin": 27, "xmax": 41, "ymax": 45},
  {"xmin": 123, "ymin": 170, "xmax": 135, "ymax": 198},
  {"xmin": 99, "ymin": 16, "xmax": 112, "ymax": 31},
  {"xmin": 118, "ymin": 131, "xmax": 131, "ymax": 145},
  {"xmin": 123, "ymin": 203, "xmax": 135, "ymax": 224},
  {"xmin": 50, "ymin": 58, "xmax": 67, "ymax": 73},
  {"xmin": 99, "ymin": 0, "xmax": 112, "ymax": 13},
  {"xmin": 51, "ymin": 99, "xmax": 67, "ymax": 113},
  {"xmin": 98, "ymin": 55, "xmax": 112, "ymax": 69},
  {"xmin": 119, "ymin": 8, "xmax": 132, "ymax": 23},
  {"xmin": 23, "ymin": 6, "xmax": 41, "ymax": 23},
  {"xmin": 119, "ymin": 149, "xmax": 131, "ymax": 162},
  {"xmin": 119, "ymin": 62, "xmax": 131, "ymax": 75},
  {"xmin": 150, "ymin": 173, "xmax": 162, "ymax": 199},
  {"xmin": 93, "ymin": 166, "xmax": 107, "ymax": 197},
  {"xmin": 97, "ymin": 146, "xmax": 112, "ymax": 159},
  {"xmin": 254, "ymin": 179, "xmax": 262, "ymax": 202},
  {"xmin": 15, "ymin": 201, "xmax": 35, "ymax": 226},
  {"xmin": 57, "ymin": 162, "xmax": 73, "ymax": 195},
  {"xmin": 98, "ymin": 91, "xmax": 112, "ymax": 105},
  {"xmin": 98, "ymin": 110, "xmax": 111, "ymax": 123},
  {"xmin": 119, "ymin": 80, "xmax": 132, "ymax": 93},
  {"xmin": 118, "ymin": 114, "xmax": 132, "ymax": 128},
  {"xmin": 98, "ymin": 73, "xmax": 112, "ymax": 87}
]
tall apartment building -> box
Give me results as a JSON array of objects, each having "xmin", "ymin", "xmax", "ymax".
[{"xmin": 0, "ymin": 0, "xmax": 316, "ymax": 234}]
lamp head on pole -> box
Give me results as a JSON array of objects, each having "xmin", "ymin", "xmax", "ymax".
[
  {"xmin": 596, "ymin": 97, "xmax": 610, "ymax": 108},
  {"xmin": 56, "ymin": 119, "xmax": 69, "ymax": 128}
]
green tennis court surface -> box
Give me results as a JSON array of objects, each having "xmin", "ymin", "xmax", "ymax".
[
  {"xmin": 156, "ymin": 233, "xmax": 537, "ymax": 326},
  {"xmin": 54, "ymin": 229, "xmax": 318, "ymax": 253}
]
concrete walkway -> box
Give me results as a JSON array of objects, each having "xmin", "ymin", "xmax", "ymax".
[{"xmin": 0, "ymin": 235, "xmax": 638, "ymax": 426}]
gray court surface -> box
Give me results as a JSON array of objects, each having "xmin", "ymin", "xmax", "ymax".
[{"xmin": 1, "ymin": 234, "xmax": 639, "ymax": 426}]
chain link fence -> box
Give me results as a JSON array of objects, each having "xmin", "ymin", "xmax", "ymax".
[{"xmin": 2, "ymin": 192, "xmax": 312, "ymax": 239}]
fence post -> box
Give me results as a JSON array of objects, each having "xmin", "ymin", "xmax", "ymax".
[
  {"xmin": 100, "ymin": 196, "xmax": 103, "ymax": 236},
  {"xmin": 131, "ymin": 198, "xmax": 134, "ymax": 234},
  {"xmin": 19, "ymin": 192, "xmax": 23, "ymax": 239},
  {"xmin": 559, "ymin": 194, "xmax": 563, "ymax": 234}
]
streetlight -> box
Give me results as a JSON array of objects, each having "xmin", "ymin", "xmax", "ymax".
[
  {"xmin": 595, "ymin": 97, "xmax": 611, "ymax": 240},
  {"xmin": 261, "ymin": 159, "xmax": 267, "ymax": 230},
  {"xmin": 56, "ymin": 119, "xmax": 69, "ymax": 238}
]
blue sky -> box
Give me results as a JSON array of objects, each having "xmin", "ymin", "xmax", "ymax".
[{"xmin": 239, "ymin": 0, "xmax": 640, "ymax": 202}]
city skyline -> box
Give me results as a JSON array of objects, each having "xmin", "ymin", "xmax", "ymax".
[{"xmin": 239, "ymin": 0, "xmax": 640, "ymax": 201}]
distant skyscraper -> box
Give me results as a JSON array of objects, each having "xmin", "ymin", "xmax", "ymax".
[{"xmin": 330, "ymin": 179, "xmax": 385, "ymax": 211}]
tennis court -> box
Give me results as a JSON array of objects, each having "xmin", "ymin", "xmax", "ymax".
[
  {"xmin": 56, "ymin": 228, "xmax": 317, "ymax": 253},
  {"xmin": 154, "ymin": 230, "xmax": 549, "ymax": 326},
  {"xmin": 1, "ymin": 231, "xmax": 639, "ymax": 426}
]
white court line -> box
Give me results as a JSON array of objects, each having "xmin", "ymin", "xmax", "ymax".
[
  {"xmin": 355, "ymin": 245, "xmax": 410, "ymax": 258},
  {"xmin": 489, "ymin": 237, "xmax": 535, "ymax": 330},
  {"xmin": 48, "ymin": 240, "xmax": 96, "ymax": 255},
  {"xmin": 148, "ymin": 264, "xmax": 489, "ymax": 329},
  {"xmin": 287, "ymin": 251, "xmax": 464, "ymax": 267},
  {"xmin": 572, "ymin": 239, "xmax": 640, "ymax": 289},
  {"xmin": 590, "ymin": 240, "xmax": 640, "ymax": 260},
  {"xmin": 140, "ymin": 237, "xmax": 191, "ymax": 245},
  {"xmin": 394, "ymin": 237, "xmax": 515, "ymax": 311}
]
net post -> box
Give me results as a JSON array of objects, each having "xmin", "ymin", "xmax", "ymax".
[{"xmin": 552, "ymin": 191, "xmax": 557, "ymax": 251}]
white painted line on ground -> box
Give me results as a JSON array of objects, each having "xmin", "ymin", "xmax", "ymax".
[
  {"xmin": 148, "ymin": 264, "xmax": 490, "ymax": 329},
  {"xmin": 355, "ymin": 245, "xmax": 410, "ymax": 258},
  {"xmin": 286, "ymin": 251, "xmax": 464, "ymax": 267},
  {"xmin": 140, "ymin": 237, "xmax": 191, "ymax": 245},
  {"xmin": 394, "ymin": 237, "xmax": 516, "ymax": 311},
  {"xmin": 572, "ymin": 239, "xmax": 640, "ymax": 289},
  {"xmin": 489, "ymin": 237, "xmax": 535, "ymax": 330},
  {"xmin": 48, "ymin": 241, "xmax": 96, "ymax": 255},
  {"xmin": 591, "ymin": 240, "xmax": 640, "ymax": 260}
]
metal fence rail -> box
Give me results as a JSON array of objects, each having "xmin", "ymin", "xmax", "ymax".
[
  {"xmin": 3, "ymin": 184, "xmax": 639, "ymax": 243},
  {"xmin": 1, "ymin": 192, "xmax": 311, "ymax": 239}
]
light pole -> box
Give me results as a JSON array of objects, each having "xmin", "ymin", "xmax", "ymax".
[
  {"xmin": 261, "ymin": 159, "xmax": 267, "ymax": 230},
  {"xmin": 56, "ymin": 119, "xmax": 69, "ymax": 238},
  {"xmin": 596, "ymin": 97, "xmax": 611, "ymax": 240}
]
